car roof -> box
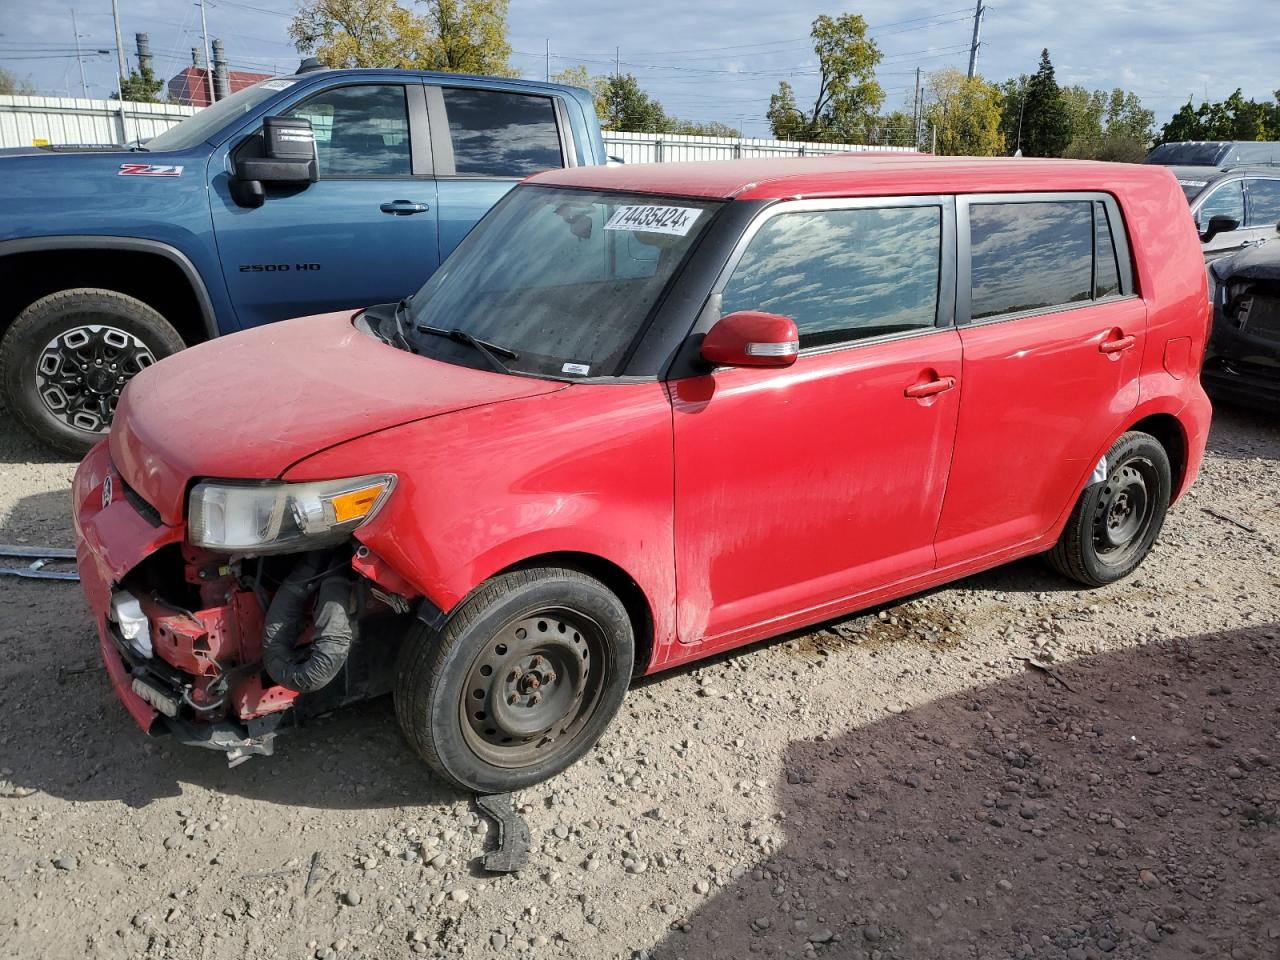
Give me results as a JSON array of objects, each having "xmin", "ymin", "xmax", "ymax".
[{"xmin": 528, "ymin": 154, "xmax": 1181, "ymax": 201}]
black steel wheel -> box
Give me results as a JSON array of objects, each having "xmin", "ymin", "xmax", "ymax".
[
  {"xmin": 395, "ymin": 567, "xmax": 634, "ymax": 793},
  {"xmin": 0, "ymin": 289, "xmax": 185, "ymax": 456},
  {"xmin": 1048, "ymin": 431, "xmax": 1172, "ymax": 587}
]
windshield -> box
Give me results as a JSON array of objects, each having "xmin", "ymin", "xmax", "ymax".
[
  {"xmin": 408, "ymin": 186, "xmax": 721, "ymax": 379},
  {"xmin": 1145, "ymin": 142, "xmax": 1228, "ymax": 166},
  {"xmin": 1177, "ymin": 178, "xmax": 1209, "ymax": 202},
  {"xmin": 145, "ymin": 79, "xmax": 295, "ymax": 152}
]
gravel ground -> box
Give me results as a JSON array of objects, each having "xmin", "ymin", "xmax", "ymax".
[{"xmin": 0, "ymin": 403, "xmax": 1276, "ymax": 960}]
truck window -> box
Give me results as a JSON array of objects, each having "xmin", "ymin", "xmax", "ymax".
[
  {"xmin": 440, "ymin": 88, "xmax": 563, "ymax": 177},
  {"xmin": 969, "ymin": 201, "xmax": 1094, "ymax": 319},
  {"xmin": 287, "ymin": 84, "xmax": 411, "ymax": 177},
  {"xmin": 721, "ymin": 204, "xmax": 943, "ymax": 349},
  {"xmin": 1196, "ymin": 180, "xmax": 1245, "ymax": 228}
]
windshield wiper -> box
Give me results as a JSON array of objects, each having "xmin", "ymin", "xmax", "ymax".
[
  {"xmin": 415, "ymin": 324, "xmax": 519, "ymax": 374},
  {"xmin": 389, "ymin": 297, "xmax": 417, "ymax": 353}
]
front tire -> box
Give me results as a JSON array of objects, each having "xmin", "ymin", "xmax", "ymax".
[
  {"xmin": 1047, "ymin": 431, "xmax": 1172, "ymax": 587},
  {"xmin": 0, "ymin": 289, "xmax": 185, "ymax": 457},
  {"xmin": 394, "ymin": 567, "xmax": 634, "ymax": 793}
]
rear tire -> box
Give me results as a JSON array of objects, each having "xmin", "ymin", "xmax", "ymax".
[
  {"xmin": 0, "ymin": 288, "xmax": 185, "ymax": 457},
  {"xmin": 394, "ymin": 567, "xmax": 634, "ymax": 793},
  {"xmin": 1047, "ymin": 431, "xmax": 1171, "ymax": 587}
]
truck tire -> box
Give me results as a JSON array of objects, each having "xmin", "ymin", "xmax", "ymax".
[
  {"xmin": 0, "ymin": 288, "xmax": 186, "ymax": 457},
  {"xmin": 394, "ymin": 567, "xmax": 634, "ymax": 794}
]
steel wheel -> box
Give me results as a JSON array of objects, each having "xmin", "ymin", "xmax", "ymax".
[
  {"xmin": 1091, "ymin": 456, "xmax": 1159, "ymax": 567},
  {"xmin": 459, "ymin": 608, "xmax": 605, "ymax": 768},
  {"xmin": 36, "ymin": 324, "xmax": 157, "ymax": 434}
]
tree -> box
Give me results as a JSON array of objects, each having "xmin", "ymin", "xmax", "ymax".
[
  {"xmin": 116, "ymin": 64, "xmax": 163, "ymax": 103},
  {"xmin": 666, "ymin": 118, "xmax": 741, "ymax": 137},
  {"xmin": 766, "ymin": 14, "xmax": 883, "ymax": 142},
  {"xmin": 1060, "ymin": 84, "xmax": 1106, "ymax": 152},
  {"xmin": 551, "ymin": 65, "xmax": 607, "ymax": 123},
  {"xmin": 290, "ymin": 0, "xmax": 515, "ymax": 76},
  {"xmin": 1156, "ymin": 89, "xmax": 1280, "ymax": 145},
  {"xmin": 922, "ymin": 68, "xmax": 1004, "ymax": 155},
  {"xmin": 1018, "ymin": 49, "xmax": 1070, "ymax": 157},
  {"xmin": 1104, "ymin": 89, "xmax": 1154, "ymax": 144},
  {"xmin": 597, "ymin": 73, "xmax": 667, "ymax": 132},
  {"xmin": 0, "ymin": 68, "xmax": 36, "ymax": 96}
]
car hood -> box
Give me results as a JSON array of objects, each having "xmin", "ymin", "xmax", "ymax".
[
  {"xmin": 1211, "ymin": 241, "xmax": 1280, "ymax": 283},
  {"xmin": 109, "ymin": 311, "xmax": 567, "ymax": 525}
]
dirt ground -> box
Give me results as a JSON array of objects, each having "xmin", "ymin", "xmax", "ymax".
[{"xmin": 0, "ymin": 403, "xmax": 1276, "ymax": 960}]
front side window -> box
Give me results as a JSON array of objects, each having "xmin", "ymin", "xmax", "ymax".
[
  {"xmin": 409, "ymin": 187, "xmax": 719, "ymax": 378},
  {"xmin": 969, "ymin": 201, "xmax": 1094, "ymax": 319},
  {"xmin": 721, "ymin": 205, "xmax": 942, "ymax": 349},
  {"xmin": 287, "ymin": 84, "xmax": 410, "ymax": 177},
  {"xmin": 1196, "ymin": 180, "xmax": 1244, "ymax": 228},
  {"xmin": 441, "ymin": 88, "xmax": 563, "ymax": 177},
  {"xmin": 1246, "ymin": 179, "xmax": 1280, "ymax": 228}
]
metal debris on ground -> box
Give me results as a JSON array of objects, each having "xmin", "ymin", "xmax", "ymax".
[
  {"xmin": 474, "ymin": 793, "xmax": 530, "ymax": 873},
  {"xmin": 1013, "ymin": 654, "xmax": 1078, "ymax": 693},
  {"xmin": 1200, "ymin": 506, "xmax": 1259, "ymax": 534},
  {"xmin": 0, "ymin": 544, "xmax": 78, "ymax": 581},
  {"xmin": 303, "ymin": 851, "xmax": 326, "ymax": 898}
]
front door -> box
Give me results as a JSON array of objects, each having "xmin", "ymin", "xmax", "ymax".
[
  {"xmin": 934, "ymin": 195, "xmax": 1146, "ymax": 565},
  {"xmin": 210, "ymin": 82, "xmax": 439, "ymax": 330},
  {"xmin": 672, "ymin": 198, "xmax": 962, "ymax": 647}
]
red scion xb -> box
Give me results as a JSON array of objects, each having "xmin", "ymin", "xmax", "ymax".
[{"xmin": 73, "ymin": 155, "xmax": 1211, "ymax": 792}]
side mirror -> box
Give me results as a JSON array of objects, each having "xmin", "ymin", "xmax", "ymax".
[
  {"xmin": 701, "ymin": 310, "xmax": 799, "ymax": 369},
  {"xmin": 1200, "ymin": 215, "xmax": 1239, "ymax": 242},
  {"xmin": 231, "ymin": 115, "xmax": 318, "ymax": 208}
]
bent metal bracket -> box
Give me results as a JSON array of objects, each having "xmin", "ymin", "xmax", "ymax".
[{"xmin": 0, "ymin": 544, "xmax": 79, "ymax": 581}]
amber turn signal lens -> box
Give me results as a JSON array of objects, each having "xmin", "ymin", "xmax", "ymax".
[{"xmin": 330, "ymin": 483, "xmax": 388, "ymax": 523}]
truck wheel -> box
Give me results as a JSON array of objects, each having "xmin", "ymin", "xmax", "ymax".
[
  {"xmin": 0, "ymin": 289, "xmax": 185, "ymax": 457},
  {"xmin": 1047, "ymin": 431, "xmax": 1171, "ymax": 587},
  {"xmin": 394, "ymin": 567, "xmax": 634, "ymax": 793}
]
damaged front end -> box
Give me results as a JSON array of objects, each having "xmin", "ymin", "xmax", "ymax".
[
  {"xmin": 74, "ymin": 444, "xmax": 424, "ymax": 766},
  {"xmin": 1204, "ymin": 245, "xmax": 1280, "ymax": 408}
]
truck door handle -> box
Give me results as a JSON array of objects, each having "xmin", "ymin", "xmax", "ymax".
[
  {"xmin": 1099, "ymin": 334, "xmax": 1136, "ymax": 354},
  {"xmin": 380, "ymin": 200, "xmax": 430, "ymax": 215},
  {"xmin": 903, "ymin": 376, "xmax": 956, "ymax": 399}
]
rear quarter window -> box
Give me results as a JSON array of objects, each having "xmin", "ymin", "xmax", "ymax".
[{"xmin": 441, "ymin": 88, "xmax": 563, "ymax": 177}]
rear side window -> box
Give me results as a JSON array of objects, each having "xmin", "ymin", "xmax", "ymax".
[
  {"xmin": 441, "ymin": 88, "xmax": 563, "ymax": 177},
  {"xmin": 969, "ymin": 201, "xmax": 1097, "ymax": 319},
  {"xmin": 1246, "ymin": 179, "xmax": 1280, "ymax": 228},
  {"xmin": 721, "ymin": 205, "xmax": 942, "ymax": 349},
  {"xmin": 1094, "ymin": 201, "xmax": 1121, "ymax": 299},
  {"xmin": 287, "ymin": 84, "xmax": 410, "ymax": 177}
]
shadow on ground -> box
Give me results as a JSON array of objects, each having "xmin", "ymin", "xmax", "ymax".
[{"xmin": 649, "ymin": 625, "xmax": 1280, "ymax": 960}]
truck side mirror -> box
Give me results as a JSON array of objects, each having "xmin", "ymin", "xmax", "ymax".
[
  {"xmin": 1200, "ymin": 215, "xmax": 1239, "ymax": 243},
  {"xmin": 230, "ymin": 116, "xmax": 318, "ymax": 208}
]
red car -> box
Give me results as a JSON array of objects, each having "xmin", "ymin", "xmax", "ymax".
[{"xmin": 73, "ymin": 155, "xmax": 1211, "ymax": 792}]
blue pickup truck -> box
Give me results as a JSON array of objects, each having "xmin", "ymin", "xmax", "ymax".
[{"xmin": 0, "ymin": 65, "xmax": 606, "ymax": 453}]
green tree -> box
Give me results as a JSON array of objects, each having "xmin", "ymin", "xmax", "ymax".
[
  {"xmin": 1104, "ymin": 89, "xmax": 1154, "ymax": 143},
  {"xmin": 666, "ymin": 118, "xmax": 742, "ymax": 137},
  {"xmin": 551, "ymin": 65, "xmax": 608, "ymax": 123},
  {"xmin": 0, "ymin": 68, "xmax": 36, "ymax": 95},
  {"xmin": 290, "ymin": 0, "xmax": 515, "ymax": 76},
  {"xmin": 1155, "ymin": 89, "xmax": 1280, "ymax": 144},
  {"xmin": 1060, "ymin": 84, "xmax": 1106, "ymax": 153},
  {"xmin": 765, "ymin": 13, "xmax": 883, "ymax": 142},
  {"xmin": 1018, "ymin": 49, "xmax": 1070, "ymax": 156},
  {"xmin": 597, "ymin": 73, "xmax": 667, "ymax": 132},
  {"xmin": 922, "ymin": 68, "xmax": 1004, "ymax": 155},
  {"xmin": 116, "ymin": 64, "xmax": 163, "ymax": 103}
]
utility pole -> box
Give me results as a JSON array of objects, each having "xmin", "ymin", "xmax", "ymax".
[
  {"xmin": 615, "ymin": 46, "xmax": 620, "ymax": 78},
  {"xmin": 912, "ymin": 67, "xmax": 922, "ymax": 149},
  {"xmin": 71, "ymin": 9, "xmax": 89, "ymax": 97},
  {"xmin": 111, "ymin": 0, "xmax": 127, "ymax": 93},
  {"xmin": 545, "ymin": 38, "xmax": 550, "ymax": 82},
  {"xmin": 198, "ymin": 0, "xmax": 216, "ymax": 105},
  {"xmin": 966, "ymin": 0, "xmax": 985, "ymax": 79}
]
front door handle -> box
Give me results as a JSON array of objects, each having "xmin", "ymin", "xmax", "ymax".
[
  {"xmin": 380, "ymin": 200, "xmax": 431, "ymax": 215},
  {"xmin": 904, "ymin": 376, "xmax": 956, "ymax": 399},
  {"xmin": 1099, "ymin": 334, "xmax": 1136, "ymax": 355}
]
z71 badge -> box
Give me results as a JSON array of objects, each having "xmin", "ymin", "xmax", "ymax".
[{"xmin": 118, "ymin": 163, "xmax": 184, "ymax": 177}]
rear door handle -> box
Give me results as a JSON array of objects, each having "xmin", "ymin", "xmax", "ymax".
[
  {"xmin": 380, "ymin": 200, "xmax": 430, "ymax": 215},
  {"xmin": 904, "ymin": 376, "xmax": 956, "ymax": 399},
  {"xmin": 1099, "ymin": 334, "xmax": 1136, "ymax": 354}
]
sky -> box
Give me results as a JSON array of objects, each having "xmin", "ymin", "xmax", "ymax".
[{"xmin": 2, "ymin": 0, "xmax": 1278, "ymax": 141}]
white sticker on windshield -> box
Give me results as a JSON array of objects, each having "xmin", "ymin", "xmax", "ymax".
[
  {"xmin": 604, "ymin": 205, "xmax": 702, "ymax": 236},
  {"xmin": 259, "ymin": 78, "xmax": 298, "ymax": 91},
  {"xmin": 561, "ymin": 362, "xmax": 591, "ymax": 376}
]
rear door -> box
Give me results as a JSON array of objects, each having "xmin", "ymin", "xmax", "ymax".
[
  {"xmin": 210, "ymin": 81, "xmax": 439, "ymax": 330},
  {"xmin": 425, "ymin": 85, "xmax": 572, "ymax": 259},
  {"xmin": 671, "ymin": 197, "xmax": 962, "ymax": 646},
  {"xmin": 934, "ymin": 194, "xmax": 1145, "ymax": 566}
]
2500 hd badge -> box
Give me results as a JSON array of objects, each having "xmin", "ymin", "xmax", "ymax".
[{"xmin": 238, "ymin": 263, "xmax": 322, "ymax": 273}]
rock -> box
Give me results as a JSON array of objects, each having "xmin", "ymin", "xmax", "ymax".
[
  {"xmin": 862, "ymin": 925, "xmax": 883, "ymax": 942},
  {"xmin": 889, "ymin": 866, "xmax": 908, "ymax": 880},
  {"xmin": 1139, "ymin": 869, "xmax": 1158, "ymax": 887},
  {"xmin": 52, "ymin": 856, "xmax": 77, "ymax": 871},
  {"xmin": 491, "ymin": 933, "xmax": 507, "ymax": 949},
  {"xmin": 342, "ymin": 891, "xmax": 361, "ymax": 906},
  {"xmin": 449, "ymin": 889, "xmax": 469, "ymax": 903},
  {"xmin": 1226, "ymin": 766, "xmax": 1244, "ymax": 780},
  {"xmin": 163, "ymin": 835, "xmax": 182, "ymax": 851},
  {"xmin": 809, "ymin": 929, "xmax": 834, "ymax": 944},
  {"xmin": 694, "ymin": 880, "xmax": 710, "ymax": 894},
  {"xmin": 996, "ymin": 879, "xmax": 1013, "ymax": 891},
  {"xmin": 1144, "ymin": 920, "xmax": 1163, "ymax": 942}
]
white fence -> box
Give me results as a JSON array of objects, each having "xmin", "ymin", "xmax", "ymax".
[{"xmin": 0, "ymin": 94, "xmax": 915, "ymax": 160}]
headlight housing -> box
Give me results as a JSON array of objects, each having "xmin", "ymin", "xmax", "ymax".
[{"xmin": 188, "ymin": 474, "xmax": 395, "ymax": 554}]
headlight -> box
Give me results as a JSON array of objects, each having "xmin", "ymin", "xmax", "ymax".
[{"xmin": 188, "ymin": 474, "xmax": 395, "ymax": 554}]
